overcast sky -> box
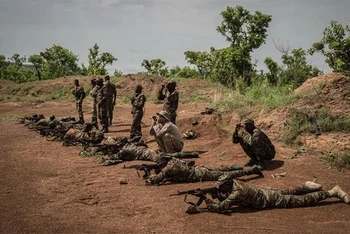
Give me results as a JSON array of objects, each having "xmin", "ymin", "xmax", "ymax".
[{"xmin": 0, "ymin": 0, "xmax": 349, "ymax": 74}]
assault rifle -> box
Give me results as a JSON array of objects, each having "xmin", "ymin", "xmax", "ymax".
[
  {"xmin": 89, "ymin": 143, "xmax": 124, "ymax": 154},
  {"xmin": 170, "ymin": 186, "xmax": 223, "ymax": 207},
  {"xmin": 123, "ymin": 163, "xmax": 162, "ymax": 178},
  {"xmin": 19, "ymin": 114, "xmax": 45, "ymax": 124},
  {"xmin": 36, "ymin": 127, "xmax": 69, "ymax": 137},
  {"xmin": 307, "ymin": 117, "xmax": 321, "ymax": 136}
]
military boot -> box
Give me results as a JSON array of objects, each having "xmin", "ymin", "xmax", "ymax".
[
  {"xmin": 251, "ymin": 165, "xmax": 264, "ymax": 177},
  {"xmin": 328, "ymin": 186, "xmax": 349, "ymax": 204}
]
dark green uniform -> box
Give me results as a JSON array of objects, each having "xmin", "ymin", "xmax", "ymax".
[{"xmin": 130, "ymin": 92, "xmax": 146, "ymax": 140}]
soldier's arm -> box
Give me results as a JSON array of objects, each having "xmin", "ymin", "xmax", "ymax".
[
  {"xmin": 205, "ymin": 193, "xmax": 237, "ymax": 213},
  {"xmin": 232, "ymin": 125, "xmax": 242, "ymax": 144},
  {"xmin": 157, "ymin": 85, "xmax": 166, "ymax": 100}
]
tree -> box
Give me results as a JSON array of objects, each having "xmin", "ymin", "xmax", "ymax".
[
  {"xmin": 216, "ymin": 5, "xmax": 272, "ymax": 86},
  {"xmin": 114, "ymin": 69, "xmax": 123, "ymax": 77},
  {"xmin": 40, "ymin": 44, "xmax": 80, "ymax": 79},
  {"xmin": 309, "ymin": 21, "xmax": 350, "ymax": 76},
  {"xmin": 141, "ymin": 59, "xmax": 168, "ymax": 76},
  {"xmin": 28, "ymin": 54, "xmax": 44, "ymax": 80},
  {"xmin": 264, "ymin": 57, "xmax": 280, "ymax": 86},
  {"xmin": 9, "ymin": 54, "xmax": 27, "ymax": 71},
  {"xmin": 88, "ymin": 43, "xmax": 117, "ymax": 75}
]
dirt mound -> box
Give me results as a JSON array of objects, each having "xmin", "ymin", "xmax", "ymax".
[{"xmin": 294, "ymin": 72, "xmax": 350, "ymax": 117}]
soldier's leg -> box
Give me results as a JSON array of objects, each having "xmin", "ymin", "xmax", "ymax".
[
  {"xmin": 107, "ymin": 98, "xmax": 113, "ymax": 125},
  {"xmin": 225, "ymin": 165, "xmax": 264, "ymax": 178},
  {"xmin": 101, "ymin": 105, "xmax": 109, "ymax": 133},
  {"xmin": 269, "ymin": 181, "xmax": 323, "ymax": 195},
  {"xmin": 130, "ymin": 112, "xmax": 142, "ymax": 139},
  {"xmin": 162, "ymin": 133, "xmax": 184, "ymax": 153},
  {"xmin": 266, "ymin": 186, "xmax": 349, "ymax": 208},
  {"xmin": 195, "ymin": 167, "xmax": 225, "ymax": 182},
  {"xmin": 78, "ymin": 102, "xmax": 84, "ymax": 123}
]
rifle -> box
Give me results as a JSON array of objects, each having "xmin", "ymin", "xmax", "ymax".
[
  {"xmin": 123, "ymin": 163, "xmax": 161, "ymax": 178},
  {"xmin": 170, "ymin": 186, "xmax": 223, "ymax": 207},
  {"xmin": 307, "ymin": 117, "xmax": 321, "ymax": 136},
  {"xmin": 37, "ymin": 127, "xmax": 69, "ymax": 137},
  {"xmin": 89, "ymin": 143, "xmax": 123, "ymax": 154}
]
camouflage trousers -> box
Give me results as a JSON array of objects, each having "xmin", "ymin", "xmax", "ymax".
[
  {"xmin": 149, "ymin": 158, "xmax": 258, "ymax": 185},
  {"xmin": 100, "ymin": 144, "xmax": 161, "ymax": 166},
  {"xmin": 98, "ymin": 103, "xmax": 109, "ymax": 129},
  {"xmin": 130, "ymin": 110, "xmax": 143, "ymax": 139},
  {"xmin": 91, "ymin": 100, "xmax": 97, "ymax": 122},
  {"xmin": 76, "ymin": 101, "xmax": 84, "ymax": 121},
  {"xmin": 207, "ymin": 180, "xmax": 330, "ymax": 213},
  {"xmin": 156, "ymin": 133, "xmax": 183, "ymax": 153},
  {"xmin": 106, "ymin": 97, "xmax": 114, "ymax": 125}
]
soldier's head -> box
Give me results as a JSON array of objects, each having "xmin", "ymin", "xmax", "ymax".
[
  {"xmin": 166, "ymin": 80, "xmax": 176, "ymax": 92},
  {"xmin": 156, "ymin": 110, "xmax": 170, "ymax": 124},
  {"xmin": 216, "ymin": 174, "xmax": 234, "ymax": 192},
  {"xmin": 49, "ymin": 115, "xmax": 55, "ymax": 121},
  {"xmin": 135, "ymin": 85, "xmax": 143, "ymax": 94},
  {"xmin": 104, "ymin": 75, "xmax": 110, "ymax": 81},
  {"xmin": 96, "ymin": 78, "xmax": 104, "ymax": 86},
  {"xmin": 74, "ymin": 79, "xmax": 79, "ymax": 86},
  {"xmin": 243, "ymin": 118, "xmax": 255, "ymax": 132},
  {"xmin": 91, "ymin": 79, "xmax": 96, "ymax": 86}
]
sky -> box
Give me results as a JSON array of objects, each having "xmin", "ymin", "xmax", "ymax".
[{"xmin": 0, "ymin": 0, "xmax": 349, "ymax": 74}]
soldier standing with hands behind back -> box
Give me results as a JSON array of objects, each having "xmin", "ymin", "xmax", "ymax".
[
  {"xmin": 104, "ymin": 75, "xmax": 117, "ymax": 126},
  {"xmin": 157, "ymin": 80, "xmax": 179, "ymax": 124},
  {"xmin": 72, "ymin": 79, "xmax": 85, "ymax": 124},
  {"xmin": 130, "ymin": 85, "xmax": 146, "ymax": 142}
]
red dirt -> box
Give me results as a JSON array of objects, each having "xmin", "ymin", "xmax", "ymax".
[{"xmin": 1, "ymin": 74, "xmax": 350, "ymax": 234}]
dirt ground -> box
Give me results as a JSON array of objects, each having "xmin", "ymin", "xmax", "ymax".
[{"xmin": 1, "ymin": 74, "xmax": 350, "ymax": 234}]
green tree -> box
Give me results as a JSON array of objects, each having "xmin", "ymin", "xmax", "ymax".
[
  {"xmin": 216, "ymin": 5, "xmax": 272, "ymax": 86},
  {"xmin": 309, "ymin": 21, "xmax": 350, "ymax": 76},
  {"xmin": 279, "ymin": 48, "xmax": 322, "ymax": 87},
  {"xmin": 88, "ymin": 43, "xmax": 117, "ymax": 75},
  {"xmin": 264, "ymin": 57, "xmax": 280, "ymax": 86},
  {"xmin": 0, "ymin": 54, "xmax": 6, "ymax": 78},
  {"xmin": 9, "ymin": 53, "xmax": 27, "ymax": 70},
  {"xmin": 141, "ymin": 59, "xmax": 168, "ymax": 76},
  {"xmin": 39, "ymin": 44, "xmax": 80, "ymax": 79},
  {"xmin": 167, "ymin": 65, "xmax": 200, "ymax": 78},
  {"xmin": 113, "ymin": 69, "xmax": 123, "ymax": 77},
  {"xmin": 28, "ymin": 54, "xmax": 44, "ymax": 80}
]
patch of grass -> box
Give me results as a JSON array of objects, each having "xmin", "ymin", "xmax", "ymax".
[
  {"xmin": 322, "ymin": 150, "xmax": 350, "ymax": 172},
  {"xmin": 283, "ymin": 107, "xmax": 350, "ymax": 145},
  {"xmin": 80, "ymin": 150, "xmax": 104, "ymax": 158}
]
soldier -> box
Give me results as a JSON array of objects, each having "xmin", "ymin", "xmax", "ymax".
[
  {"xmin": 63, "ymin": 123, "xmax": 104, "ymax": 145},
  {"xmin": 146, "ymin": 157, "xmax": 263, "ymax": 185},
  {"xmin": 150, "ymin": 110, "xmax": 183, "ymax": 153},
  {"xmin": 130, "ymin": 85, "xmax": 146, "ymax": 142},
  {"xmin": 157, "ymin": 80, "xmax": 179, "ymax": 124},
  {"xmin": 104, "ymin": 75, "xmax": 117, "ymax": 126},
  {"xmin": 97, "ymin": 137, "xmax": 197, "ymax": 166},
  {"xmin": 34, "ymin": 115, "xmax": 62, "ymax": 128},
  {"xmin": 232, "ymin": 118, "xmax": 275, "ymax": 170},
  {"xmin": 89, "ymin": 78, "xmax": 99, "ymax": 129},
  {"xmin": 187, "ymin": 176, "xmax": 349, "ymax": 214},
  {"xmin": 96, "ymin": 78, "xmax": 109, "ymax": 133},
  {"xmin": 72, "ymin": 79, "xmax": 86, "ymax": 124}
]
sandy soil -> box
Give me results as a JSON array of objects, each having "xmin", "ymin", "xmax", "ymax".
[{"xmin": 1, "ymin": 74, "xmax": 350, "ymax": 234}]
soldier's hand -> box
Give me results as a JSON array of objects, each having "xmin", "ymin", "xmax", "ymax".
[
  {"xmin": 193, "ymin": 190, "xmax": 206, "ymax": 199},
  {"xmin": 235, "ymin": 123, "xmax": 241, "ymax": 129}
]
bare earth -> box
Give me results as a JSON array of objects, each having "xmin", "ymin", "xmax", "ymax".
[{"xmin": 1, "ymin": 74, "xmax": 350, "ymax": 234}]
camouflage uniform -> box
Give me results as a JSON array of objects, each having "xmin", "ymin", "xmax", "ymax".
[
  {"xmin": 34, "ymin": 118, "xmax": 62, "ymax": 128},
  {"xmin": 206, "ymin": 179, "xmax": 334, "ymax": 213},
  {"xmin": 232, "ymin": 127, "xmax": 275, "ymax": 163},
  {"xmin": 72, "ymin": 85, "xmax": 85, "ymax": 123},
  {"xmin": 148, "ymin": 158, "xmax": 261, "ymax": 185},
  {"xmin": 63, "ymin": 128, "xmax": 104, "ymax": 143},
  {"xmin": 100, "ymin": 143, "xmax": 161, "ymax": 166},
  {"xmin": 158, "ymin": 86, "xmax": 179, "ymax": 124},
  {"xmin": 104, "ymin": 80, "xmax": 117, "ymax": 125},
  {"xmin": 130, "ymin": 92, "xmax": 146, "ymax": 140},
  {"xmin": 97, "ymin": 84, "xmax": 109, "ymax": 131},
  {"xmin": 89, "ymin": 84, "xmax": 100, "ymax": 125}
]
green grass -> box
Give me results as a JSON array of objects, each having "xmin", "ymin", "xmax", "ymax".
[
  {"xmin": 322, "ymin": 150, "xmax": 350, "ymax": 172},
  {"xmin": 283, "ymin": 107, "xmax": 350, "ymax": 145}
]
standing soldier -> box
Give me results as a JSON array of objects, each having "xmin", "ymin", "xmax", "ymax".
[
  {"xmin": 104, "ymin": 75, "xmax": 117, "ymax": 126},
  {"xmin": 72, "ymin": 79, "xmax": 85, "ymax": 124},
  {"xmin": 157, "ymin": 80, "xmax": 179, "ymax": 124},
  {"xmin": 89, "ymin": 78, "xmax": 99, "ymax": 129},
  {"xmin": 96, "ymin": 78, "xmax": 109, "ymax": 133},
  {"xmin": 130, "ymin": 85, "xmax": 146, "ymax": 142}
]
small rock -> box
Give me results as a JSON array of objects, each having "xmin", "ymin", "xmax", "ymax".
[{"xmin": 119, "ymin": 178, "xmax": 128, "ymax": 185}]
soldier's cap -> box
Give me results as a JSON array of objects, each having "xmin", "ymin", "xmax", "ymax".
[
  {"xmin": 136, "ymin": 84, "xmax": 143, "ymax": 89},
  {"xmin": 167, "ymin": 80, "xmax": 176, "ymax": 85},
  {"xmin": 243, "ymin": 118, "xmax": 254, "ymax": 125},
  {"xmin": 104, "ymin": 75, "xmax": 110, "ymax": 80},
  {"xmin": 216, "ymin": 174, "xmax": 230, "ymax": 186},
  {"xmin": 156, "ymin": 110, "xmax": 171, "ymax": 121}
]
